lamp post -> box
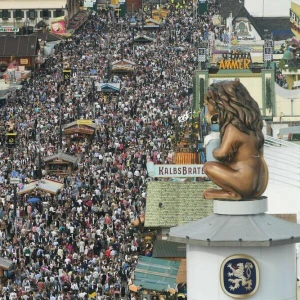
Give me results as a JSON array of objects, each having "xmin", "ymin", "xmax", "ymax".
[
  {"xmin": 10, "ymin": 170, "xmax": 19, "ymax": 236},
  {"xmin": 106, "ymin": 0, "xmax": 109, "ymax": 21},
  {"xmin": 59, "ymin": 92, "xmax": 63, "ymax": 150},
  {"xmin": 36, "ymin": 127, "xmax": 42, "ymax": 179},
  {"xmin": 91, "ymin": 79, "xmax": 95, "ymax": 120},
  {"xmin": 130, "ymin": 18, "xmax": 137, "ymax": 54}
]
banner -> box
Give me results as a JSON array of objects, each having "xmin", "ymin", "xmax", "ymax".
[
  {"xmin": 147, "ymin": 162, "xmax": 207, "ymax": 178},
  {"xmin": 6, "ymin": 132, "xmax": 17, "ymax": 149},
  {"xmin": 63, "ymin": 69, "xmax": 71, "ymax": 82},
  {"xmin": 84, "ymin": 0, "xmax": 94, "ymax": 7},
  {"xmin": 51, "ymin": 17, "xmax": 66, "ymax": 35}
]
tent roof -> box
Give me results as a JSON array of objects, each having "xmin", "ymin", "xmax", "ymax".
[
  {"xmin": 111, "ymin": 59, "xmax": 136, "ymax": 66},
  {"xmin": 0, "ymin": 35, "xmax": 38, "ymax": 57},
  {"xmin": 152, "ymin": 240, "xmax": 186, "ymax": 258},
  {"xmin": 0, "ymin": 257, "xmax": 13, "ymax": 270},
  {"xmin": 43, "ymin": 151, "xmax": 78, "ymax": 164},
  {"xmin": 133, "ymin": 256, "xmax": 180, "ymax": 291},
  {"xmin": 32, "ymin": 30, "xmax": 64, "ymax": 42},
  {"xmin": 18, "ymin": 179, "xmax": 64, "ymax": 195},
  {"xmin": 99, "ymin": 82, "xmax": 121, "ymax": 92},
  {"xmin": 134, "ymin": 35, "xmax": 156, "ymax": 43},
  {"xmin": 63, "ymin": 120, "xmax": 96, "ymax": 129}
]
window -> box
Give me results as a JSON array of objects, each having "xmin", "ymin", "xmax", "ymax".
[
  {"xmin": 41, "ymin": 9, "xmax": 50, "ymax": 18},
  {"xmin": 28, "ymin": 9, "xmax": 36, "ymax": 20},
  {"xmin": 54, "ymin": 9, "xmax": 64, "ymax": 18},
  {"xmin": 14, "ymin": 9, "xmax": 24, "ymax": 19},
  {"xmin": 1, "ymin": 9, "xmax": 10, "ymax": 20}
]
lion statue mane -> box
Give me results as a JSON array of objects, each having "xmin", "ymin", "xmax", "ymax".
[{"xmin": 203, "ymin": 80, "xmax": 268, "ymax": 200}]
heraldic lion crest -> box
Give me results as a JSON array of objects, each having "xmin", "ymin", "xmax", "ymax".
[
  {"xmin": 203, "ymin": 79, "xmax": 269, "ymax": 200},
  {"xmin": 227, "ymin": 262, "xmax": 253, "ymax": 291}
]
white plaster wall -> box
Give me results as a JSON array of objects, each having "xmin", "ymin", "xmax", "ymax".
[
  {"xmin": 244, "ymin": 0, "xmax": 291, "ymax": 17},
  {"xmin": 187, "ymin": 244, "xmax": 296, "ymax": 300},
  {"xmin": 275, "ymin": 94, "xmax": 300, "ymax": 117}
]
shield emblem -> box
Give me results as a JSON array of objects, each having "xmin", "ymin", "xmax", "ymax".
[{"xmin": 220, "ymin": 254, "xmax": 259, "ymax": 298}]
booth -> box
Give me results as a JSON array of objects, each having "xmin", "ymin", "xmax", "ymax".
[
  {"xmin": 44, "ymin": 152, "xmax": 78, "ymax": 175},
  {"xmin": 111, "ymin": 59, "xmax": 135, "ymax": 74},
  {"xmin": 0, "ymin": 257, "xmax": 13, "ymax": 282},
  {"xmin": 63, "ymin": 119, "xmax": 96, "ymax": 145},
  {"xmin": 143, "ymin": 18, "xmax": 162, "ymax": 30},
  {"xmin": 18, "ymin": 179, "xmax": 64, "ymax": 195}
]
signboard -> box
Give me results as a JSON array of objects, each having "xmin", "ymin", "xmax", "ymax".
[
  {"xmin": 63, "ymin": 69, "xmax": 71, "ymax": 82},
  {"xmin": 264, "ymin": 47, "xmax": 272, "ymax": 61},
  {"xmin": 0, "ymin": 27, "xmax": 19, "ymax": 33},
  {"xmin": 10, "ymin": 171, "xmax": 19, "ymax": 178},
  {"xmin": 147, "ymin": 162, "xmax": 206, "ymax": 178},
  {"xmin": 198, "ymin": 48, "xmax": 206, "ymax": 62},
  {"xmin": 20, "ymin": 59, "xmax": 29, "ymax": 65},
  {"xmin": 84, "ymin": 0, "xmax": 95, "ymax": 7},
  {"xmin": 198, "ymin": 0, "xmax": 208, "ymax": 15},
  {"xmin": 6, "ymin": 132, "xmax": 17, "ymax": 149},
  {"xmin": 219, "ymin": 51, "xmax": 252, "ymax": 70},
  {"xmin": 264, "ymin": 40, "xmax": 273, "ymax": 62},
  {"xmin": 76, "ymin": 119, "xmax": 93, "ymax": 125}
]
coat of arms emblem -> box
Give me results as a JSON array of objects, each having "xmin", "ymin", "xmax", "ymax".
[{"xmin": 220, "ymin": 254, "xmax": 259, "ymax": 298}]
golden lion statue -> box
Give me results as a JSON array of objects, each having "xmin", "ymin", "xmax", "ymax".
[{"xmin": 203, "ymin": 80, "xmax": 268, "ymax": 200}]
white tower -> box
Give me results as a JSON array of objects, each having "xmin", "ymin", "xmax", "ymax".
[{"xmin": 169, "ymin": 198, "xmax": 300, "ymax": 300}]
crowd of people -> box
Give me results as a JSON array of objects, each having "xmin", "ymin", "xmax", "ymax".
[{"xmin": 0, "ymin": 1, "xmax": 220, "ymax": 299}]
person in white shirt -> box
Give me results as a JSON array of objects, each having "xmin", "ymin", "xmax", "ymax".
[{"xmin": 9, "ymin": 291, "xmax": 17, "ymax": 300}]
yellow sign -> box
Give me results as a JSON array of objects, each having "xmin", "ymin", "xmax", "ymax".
[
  {"xmin": 219, "ymin": 51, "xmax": 252, "ymax": 70},
  {"xmin": 20, "ymin": 58, "xmax": 29, "ymax": 65},
  {"xmin": 6, "ymin": 132, "xmax": 17, "ymax": 148},
  {"xmin": 76, "ymin": 119, "xmax": 93, "ymax": 125},
  {"xmin": 219, "ymin": 59, "xmax": 251, "ymax": 70}
]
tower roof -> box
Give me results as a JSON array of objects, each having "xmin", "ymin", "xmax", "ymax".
[{"xmin": 168, "ymin": 212, "xmax": 300, "ymax": 247}]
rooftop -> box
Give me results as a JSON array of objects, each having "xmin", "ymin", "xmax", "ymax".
[
  {"xmin": 169, "ymin": 212, "xmax": 300, "ymax": 247},
  {"xmin": 132, "ymin": 256, "xmax": 180, "ymax": 292},
  {"xmin": 144, "ymin": 181, "xmax": 214, "ymax": 228},
  {"xmin": 0, "ymin": 35, "xmax": 39, "ymax": 57},
  {"xmin": 43, "ymin": 151, "xmax": 78, "ymax": 164},
  {"xmin": 152, "ymin": 240, "xmax": 186, "ymax": 258}
]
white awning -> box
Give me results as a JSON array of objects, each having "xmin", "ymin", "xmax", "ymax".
[
  {"xmin": 18, "ymin": 179, "xmax": 64, "ymax": 195},
  {"xmin": 0, "ymin": 0, "xmax": 67, "ymax": 10}
]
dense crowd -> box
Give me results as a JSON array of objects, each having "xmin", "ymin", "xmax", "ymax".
[{"xmin": 0, "ymin": 1, "xmax": 220, "ymax": 299}]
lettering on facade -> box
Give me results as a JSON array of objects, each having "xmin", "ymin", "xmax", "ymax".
[
  {"xmin": 219, "ymin": 51, "xmax": 252, "ymax": 70},
  {"xmin": 146, "ymin": 162, "xmax": 207, "ymax": 178},
  {"xmin": 158, "ymin": 166, "xmax": 205, "ymax": 176}
]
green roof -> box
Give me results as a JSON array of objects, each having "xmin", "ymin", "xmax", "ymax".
[
  {"xmin": 145, "ymin": 181, "xmax": 215, "ymax": 228},
  {"xmin": 133, "ymin": 256, "xmax": 180, "ymax": 291},
  {"xmin": 152, "ymin": 240, "xmax": 186, "ymax": 258}
]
